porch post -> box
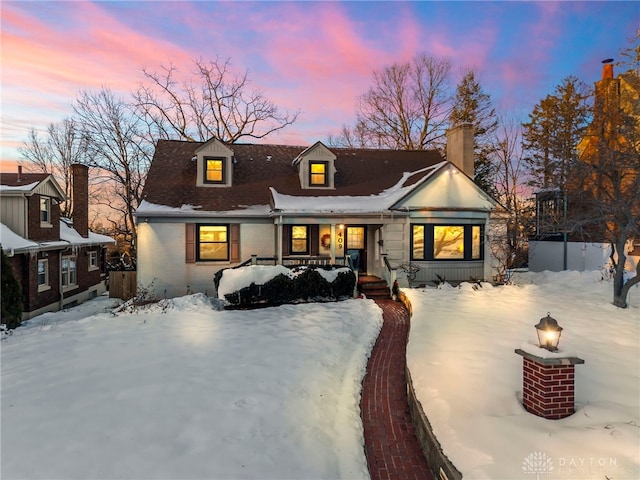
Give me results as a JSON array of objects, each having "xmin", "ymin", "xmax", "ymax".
[
  {"xmin": 330, "ymin": 223, "xmax": 336, "ymax": 264},
  {"xmin": 277, "ymin": 216, "xmax": 283, "ymax": 265}
]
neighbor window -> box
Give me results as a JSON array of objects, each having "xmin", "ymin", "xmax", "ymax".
[
  {"xmin": 197, "ymin": 225, "xmax": 229, "ymax": 260},
  {"xmin": 37, "ymin": 259, "xmax": 49, "ymax": 290},
  {"xmin": 88, "ymin": 251, "xmax": 98, "ymax": 270},
  {"xmin": 204, "ymin": 157, "xmax": 225, "ymax": 184},
  {"xmin": 61, "ymin": 255, "xmax": 77, "ymax": 288},
  {"xmin": 40, "ymin": 197, "xmax": 51, "ymax": 225},
  {"xmin": 291, "ymin": 226, "xmax": 309, "ymax": 254},
  {"xmin": 309, "ymin": 161, "xmax": 328, "ymax": 186},
  {"xmin": 411, "ymin": 224, "xmax": 484, "ymax": 261}
]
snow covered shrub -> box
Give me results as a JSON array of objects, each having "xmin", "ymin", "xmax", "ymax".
[
  {"xmin": 292, "ymin": 267, "xmax": 331, "ymax": 300},
  {"xmin": 219, "ymin": 265, "xmax": 356, "ymax": 308},
  {"xmin": 332, "ymin": 270, "xmax": 357, "ymax": 298},
  {"xmin": 1, "ymin": 249, "xmax": 22, "ymax": 330},
  {"xmin": 261, "ymin": 273, "xmax": 295, "ymax": 304}
]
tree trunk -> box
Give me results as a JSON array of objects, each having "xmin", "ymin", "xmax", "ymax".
[{"xmin": 612, "ymin": 242, "xmax": 640, "ymax": 309}]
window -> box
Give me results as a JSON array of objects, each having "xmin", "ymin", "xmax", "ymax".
[
  {"xmin": 434, "ymin": 226, "xmax": 465, "ymax": 259},
  {"xmin": 37, "ymin": 259, "xmax": 49, "ymax": 291},
  {"xmin": 197, "ymin": 225, "xmax": 229, "ymax": 261},
  {"xmin": 291, "ymin": 226, "xmax": 309, "ymax": 254},
  {"xmin": 309, "ymin": 161, "xmax": 328, "ymax": 186},
  {"xmin": 204, "ymin": 157, "xmax": 225, "ymax": 184},
  {"xmin": 40, "ymin": 197, "xmax": 51, "ymax": 225},
  {"xmin": 88, "ymin": 251, "xmax": 98, "ymax": 270},
  {"xmin": 61, "ymin": 255, "xmax": 77, "ymax": 288},
  {"xmin": 411, "ymin": 224, "xmax": 484, "ymax": 261}
]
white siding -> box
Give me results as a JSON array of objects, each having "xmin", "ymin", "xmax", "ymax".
[
  {"xmin": 1, "ymin": 197, "xmax": 26, "ymax": 236},
  {"xmin": 137, "ymin": 222, "xmax": 276, "ymax": 299}
]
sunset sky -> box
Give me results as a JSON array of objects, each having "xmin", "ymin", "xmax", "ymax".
[{"xmin": 1, "ymin": 1, "xmax": 638, "ymax": 171}]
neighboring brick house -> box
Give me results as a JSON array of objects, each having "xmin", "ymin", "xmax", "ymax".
[
  {"xmin": 1, "ymin": 164, "xmax": 114, "ymax": 320},
  {"xmin": 136, "ymin": 125, "xmax": 500, "ymax": 298},
  {"xmin": 529, "ymin": 61, "xmax": 640, "ymax": 272}
]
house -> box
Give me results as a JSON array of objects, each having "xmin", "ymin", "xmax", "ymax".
[
  {"xmin": 528, "ymin": 61, "xmax": 640, "ymax": 272},
  {"xmin": 0, "ymin": 164, "xmax": 114, "ymax": 320},
  {"xmin": 136, "ymin": 124, "xmax": 499, "ymax": 298}
]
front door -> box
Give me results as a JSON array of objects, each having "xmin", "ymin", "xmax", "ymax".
[{"xmin": 346, "ymin": 226, "xmax": 366, "ymax": 272}]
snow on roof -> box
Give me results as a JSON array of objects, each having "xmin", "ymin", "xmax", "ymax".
[
  {"xmin": 0, "ymin": 223, "xmax": 39, "ymax": 251},
  {"xmin": 271, "ymin": 164, "xmax": 444, "ymax": 213},
  {"xmin": 1, "ymin": 221, "xmax": 113, "ymax": 254},
  {"xmin": 0, "ymin": 181, "xmax": 40, "ymax": 192},
  {"xmin": 135, "ymin": 200, "xmax": 272, "ymax": 217},
  {"xmin": 60, "ymin": 219, "xmax": 115, "ymax": 245}
]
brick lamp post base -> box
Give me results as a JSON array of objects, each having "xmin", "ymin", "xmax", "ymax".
[{"xmin": 515, "ymin": 349, "xmax": 585, "ymax": 420}]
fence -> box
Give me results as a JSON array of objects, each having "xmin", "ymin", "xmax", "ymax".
[{"xmin": 109, "ymin": 271, "xmax": 137, "ymax": 300}]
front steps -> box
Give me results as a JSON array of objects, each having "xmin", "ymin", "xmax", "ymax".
[{"xmin": 358, "ymin": 275, "xmax": 391, "ymax": 299}]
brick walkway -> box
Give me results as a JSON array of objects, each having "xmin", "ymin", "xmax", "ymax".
[{"xmin": 361, "ymin": 299, "xmax": 435, "ymax": 480}]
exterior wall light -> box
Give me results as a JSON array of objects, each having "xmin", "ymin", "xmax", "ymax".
[{"xmin": 535, "ymin": 313, "xmax": 563, "ymax": 351}]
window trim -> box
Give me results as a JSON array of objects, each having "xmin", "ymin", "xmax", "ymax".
[
  {"xmin": 40, "ymin": 196, "xmax": 51, "ymax": 226},
  {"xmin": 203, "ymin": 156, "xmax": 226, "ymax": 184},
  {"xmin": 61, "ymin": 255, "xmax": 77, "ymax": 290},
  {"xmin": 411, "ymin": 224, "xmax": 484, "ymax": 262},
  {"xmin": 290, "ymin": 225, "xmax": 310, "ymax": 254},
  {"xmin": 37, "ymin": 258, "xmax": 50, "ymax": 292},
  {"xmin": 196, "ymin": 224, "xmax": 230, "ymax": 262},
  {"xmin": 308, "ymin": 161, "xmax": 329, "ymax": 187},
  {"xmin": 88, "ymin": 251, "xmax": 98, "ymax": 271}
]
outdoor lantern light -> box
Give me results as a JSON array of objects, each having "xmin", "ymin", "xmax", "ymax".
[{"xmin": 535, "ymin": 313, "xmax": 563, "ymax": 351}]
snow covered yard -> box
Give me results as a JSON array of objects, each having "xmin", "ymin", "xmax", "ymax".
[
  {"xmin": 1, "ymin": 294, "xmax": 382, "ymax": 480},
  {"xmin": 405, "ymin": 270, "xmax": 640, "ymax": 480}
]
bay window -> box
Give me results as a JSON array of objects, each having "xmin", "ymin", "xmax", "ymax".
[{"xmin": 411, "ymin": 224, "xmax": 484, "ymax": 261}]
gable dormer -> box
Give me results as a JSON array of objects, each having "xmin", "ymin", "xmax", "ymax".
[
  {"xmin": 195, "ymin": 138, "xmax": 234, "ymax": 188},
  {"xmin": 292, "ymin": 141, "xmax": 336, "ymax": 189}
]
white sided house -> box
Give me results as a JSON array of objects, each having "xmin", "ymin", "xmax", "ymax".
[{"xmin": 136, "ymin": 125, "xmax": 498, "ymax": 298}]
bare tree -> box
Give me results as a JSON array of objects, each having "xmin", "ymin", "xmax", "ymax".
[
  {"xmin": 341, "ymin": 54, "xmax": 453, "ymax": 150},
  {"xmin": 18, "ymin": 119, "xmax": 88, "ymax": 217},
  {"xmin": 73, "ymin": 87, "xmax": 151, "ymax": 256},
  {"xmin": 491, "ymin": 114, "xmax": 536, "ymax": 270},
  {"xmin": 133, "ymin": 57, "xmax": 299, "ymax": 143}
]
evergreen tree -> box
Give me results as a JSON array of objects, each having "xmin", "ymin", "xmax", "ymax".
[
  {"xmin": 522, "ymin": 76, "xmax": 591, "ymax": 190},
  {"xmin": 449, "ymin": 70, "xmax": 499, "ymax": 196},
  {"xmin": 1, "ymin": 249, "xmax": 23, "ymax": 329}
]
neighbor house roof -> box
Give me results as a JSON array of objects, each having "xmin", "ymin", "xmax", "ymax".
[{"xmin": 140, "ymin": 140, "xmax": 445, "ymax": 214}]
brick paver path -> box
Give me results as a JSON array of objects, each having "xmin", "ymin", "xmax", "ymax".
[{"xmin": 361, "ymin": 299, "xmax": 435, "ymax": 480}]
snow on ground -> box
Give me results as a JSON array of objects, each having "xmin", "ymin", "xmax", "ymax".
[
  {"xmin": 3, "ymin": 269, "xmax": 639, "ymax": 480},
  {"xmin": 1, "ymin": 294, "xmax": 382, "ymax": 480},
  {"xmin": 405, "ymin": 270, "xmax": 640, "ymax": 480}
]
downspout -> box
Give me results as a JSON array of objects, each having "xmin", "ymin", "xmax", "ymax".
[
  {"xmin": 277, "ymin": 215, "xmax": 283, "ymax": 265},
  {"xmin": 59, "ymin": 253, "xmax": 64, "ymax": 310}
]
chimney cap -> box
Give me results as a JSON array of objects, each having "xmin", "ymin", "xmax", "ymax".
[{"xmin": 602, "ymin": 58, "xmax": 614, "ymax": 64}]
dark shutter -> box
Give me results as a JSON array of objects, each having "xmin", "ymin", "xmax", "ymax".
[
  {"xmin": 282, "ymin": 226, "xmax": 291, "ymax": 256},
  {"xmin": 310, "ymin": 225, "xmax": 319, "ymax": 255},
  {"xmin": 186, "ymin": 224, "xmax": 196, "ymax": 263},
  {"xmin": 230, "ymin": 224, "xmax": 240, "ymax": 262}
]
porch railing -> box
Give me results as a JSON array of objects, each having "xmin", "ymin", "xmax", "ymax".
[{"xmin": 237, "ymin": 255, "xmax": 353, "ymax": 269}]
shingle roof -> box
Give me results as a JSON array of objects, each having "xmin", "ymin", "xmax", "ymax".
[
  {"xmin": 0, "ymin": 173, "xmax": 49, "ymax": 188},
  {"xmin": 142, "ymin": 140, "xmax": 444, "ymax": 212}
]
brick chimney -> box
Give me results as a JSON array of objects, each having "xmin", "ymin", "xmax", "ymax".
[
  {"xmin": 71, "ymin": 163, "xmax": 89, "ymax": 238},
  {"xmin": 602, "ymin": 58, "xmax": 614, "ymax": 79},
  {"xmin": 446, "ymin": 123, "xmax": 474, "ymax": 177}
]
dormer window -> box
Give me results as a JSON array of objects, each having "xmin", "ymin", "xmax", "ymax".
[
  {"xmin": 204, "ymin": 157, "xmax": 226, "ymax": 184},
  {"xmin": 195, "ymin": 138, "xmax": 234, "ymax": 188},
  {"xmin": 293, "ymin": 141, "xmax": 336, "ymax": 190},
  {"xmin": 309, "ymin": 161, "xmax": 328, "ymax": 186}
]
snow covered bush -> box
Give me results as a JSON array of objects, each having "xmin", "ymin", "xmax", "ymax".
[{"xmin": 216, "ymin": 265, "xmax": 356, "ymax": 308}]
